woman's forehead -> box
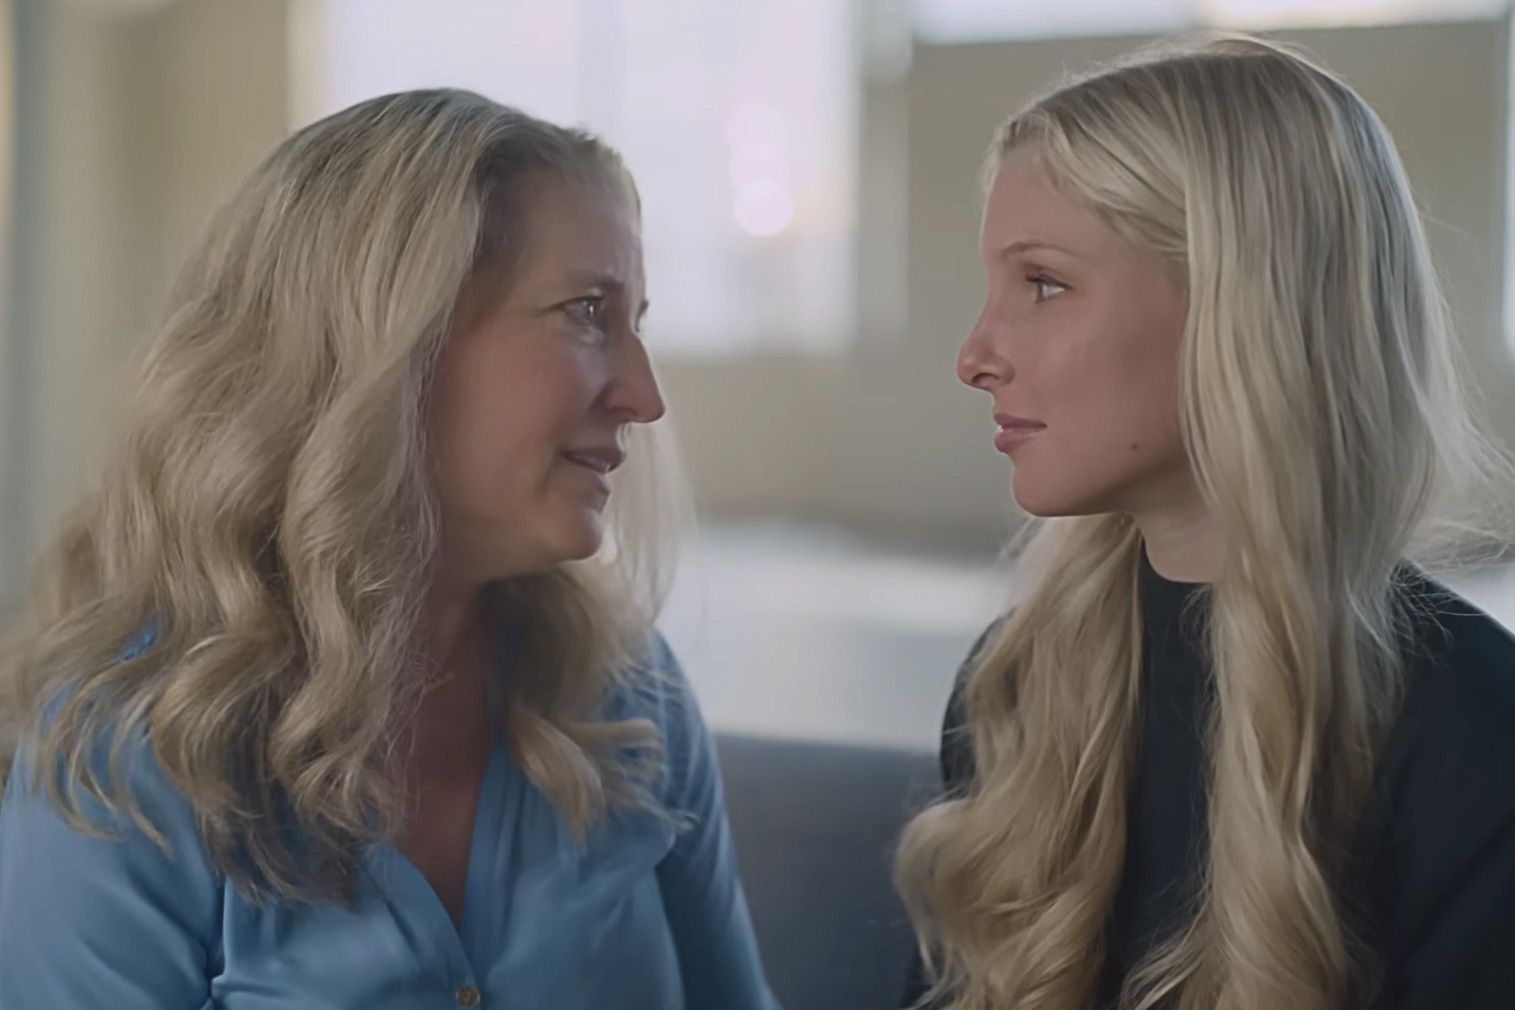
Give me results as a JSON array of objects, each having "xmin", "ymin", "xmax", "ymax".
[{"xmin": 981, "ymin": 150, "xmax": 1111, "ymax": 264}]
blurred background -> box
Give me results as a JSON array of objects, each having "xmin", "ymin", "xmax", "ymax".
[{"xmin": 2, "ymin": 0, "xmax": 1514, "ymax": 757}]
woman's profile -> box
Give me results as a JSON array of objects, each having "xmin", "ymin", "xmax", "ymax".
[
  {"xmin": 0, "ymin": 89, "xmax": 780, "ymax": 1010},
  {"xmin": 898, "ymin": 34, "xmax": 1515, "ymax": 1010}
]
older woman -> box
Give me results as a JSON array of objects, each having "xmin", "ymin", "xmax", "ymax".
[{"xmin": 0, "ymin": 89, "xmax": 780, "ymax": 1010}]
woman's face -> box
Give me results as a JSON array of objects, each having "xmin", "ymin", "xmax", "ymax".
[
  {"xmin": 958, "ymin": 147, "xmax": 1192, "ymax": 519},
  {"xmin": 428, "ymin": 173, "xmax": 664, "ymax": 589}
]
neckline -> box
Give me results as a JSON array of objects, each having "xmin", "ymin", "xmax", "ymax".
[
  {"xmin": 1138, "ymin": 543, "xmax": 1211, "ymax": 590},
  {"xmin": 1138, "ymin": 545, "xmax": 1210, "ymax": 646},
  {"xmin": 366, "ymin": 739, "xmax": 510, "ymax": 972}
]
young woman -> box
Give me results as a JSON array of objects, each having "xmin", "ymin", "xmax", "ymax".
[
  {"xmin": 0, "ymin": 89, "xmax": 779, "ymax": 1010},
  {"xmin": 897, "ymin": 35, "xmax": 1515, "ymax": 1010}
]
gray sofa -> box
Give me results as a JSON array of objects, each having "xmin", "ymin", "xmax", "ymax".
[{"xmin": 714, "ymin": 733, "xmax": 940, "ymax": 1010}]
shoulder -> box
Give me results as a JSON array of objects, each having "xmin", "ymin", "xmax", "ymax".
[
  {"xmin": 596, "ymin": 632, "xmax": 713, "ymax": 806},
  {"xmin": 1390, "ymin": 571, "xmax": 1515, "ymax": 790},
  {"xmin": 0, "ymin": 703, "xmax": 221, "ymax": 938},
  {"xmin": 3, "ymin": 618, "xmax": 202, "ymax": 870},
  {"xmin": 1369, "ymin": 572, "xmax": 1515, "ymax": 881},
  {"xmin": 2, "ymin": 699, "xmax": 212, "ymax": 868},
  {"xmin": 1357, "ymin": 572, "xmax": 1515, "ymax": 958},
  {"xmin": 0, "ymin": 681, "xmax": 223, "ymax": 1002},
  {"xmin": 598, "ymin": 630, "xmax": 699, "ymax": 742},
  {"xmin": 3, "ymin": 625, "xmax": 194, "ymax": 849},
  {"xmin": 940, "ymin": 618, "xmax": 1005, "ymax": 794}
]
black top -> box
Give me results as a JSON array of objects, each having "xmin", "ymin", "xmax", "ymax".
[{"xmin": 906, "ymin": 557, "xmax": 1515, "ymax": 1009}]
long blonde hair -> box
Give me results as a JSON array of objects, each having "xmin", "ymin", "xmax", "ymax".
[
  {"xmin": 0, "ymin": 89, "xmax": 684, "ymax": 903},
  {"xmin": 896, "ymin": 35, "xmax": 1509, "ymax": 1010}
]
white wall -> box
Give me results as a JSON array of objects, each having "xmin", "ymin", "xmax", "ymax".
[
  {"xmin": 2, "ymin": 0, "xmax": 287, "ymax": 598},
  {"xmin": 0, "ymin": 0, "xmax": 14, "ymax": 591},
  {"xmin": 6, "ymin": 0, "xmax": 138, "ymax": 594},
  {"xmin": 119, "ymin": 0, "xmax": 291, "ymax": 328}
]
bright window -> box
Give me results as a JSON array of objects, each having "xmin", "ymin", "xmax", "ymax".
[
  {"xmin": 290, "ymin": 0, "xmax": 858, "ymax": 355},
  {"xmin": 914, "ymin": 0, "xmax": 1508, "ymax": 43}
]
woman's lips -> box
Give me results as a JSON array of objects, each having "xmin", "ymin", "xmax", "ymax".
[{"xmin": 993, "ymin": 415, "xmax": 1046, "ymax": 455}]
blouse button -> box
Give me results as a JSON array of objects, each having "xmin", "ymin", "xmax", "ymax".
[{"xmin": 455, "ymin": 984, "xmax": 482, "ymax": 1008}]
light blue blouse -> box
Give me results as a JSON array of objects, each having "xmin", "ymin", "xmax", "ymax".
[{"xmin": 0, "ymin": 635, "xmax": 781, "ymax": 1010}]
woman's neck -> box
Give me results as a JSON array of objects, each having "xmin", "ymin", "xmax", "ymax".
[
  {"xmin": 407, "ymin": 586, "xmax": 495, "ymax": 780},
  {"xmin": 1133, "ymin": 492, "xmax": 1225, "ymax": 584}
]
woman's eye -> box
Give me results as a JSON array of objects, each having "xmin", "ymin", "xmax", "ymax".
[
  {"xmin": 1029, "ymin": 274, "xmax": 1067, "ymax": 303},
  {"xmin": 562, "ymin": 296, "xmax": 608, "ymax": 330}
]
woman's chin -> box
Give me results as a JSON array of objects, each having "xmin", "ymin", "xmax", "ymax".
[
  {"xmin": 548, "ymin": 509, "xmax": 607, "ymax": 564},
  {"xmin": 1011, "ymin": 478, "xmax": 1101, "ymax": 519}
]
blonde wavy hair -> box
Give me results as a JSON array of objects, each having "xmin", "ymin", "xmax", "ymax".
[
  {"xmin": 896, "ymin": 34, "xmax": 1511, "ymax": 1010},
  {"xmin": 0, "ymin": 89, "xmax": 686, "ymax": 903}
]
